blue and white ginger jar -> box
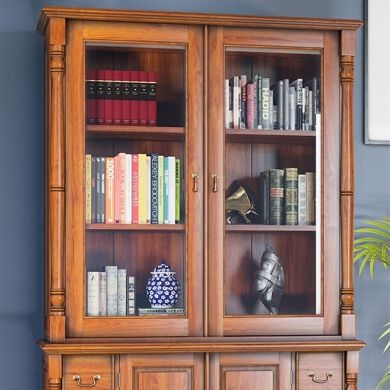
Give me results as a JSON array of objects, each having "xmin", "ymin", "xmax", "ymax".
[{"xmin": 146, "ymin": 260, "xmax": 180, "ymax": 308}]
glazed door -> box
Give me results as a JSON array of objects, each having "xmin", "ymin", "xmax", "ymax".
[
  {"xmin": 207, "ymin": 26, "xmax": 340, "ymax": 336},
  {"xmin": 66, "ymin": 20, "xmax": 203, "ymax": 337}
]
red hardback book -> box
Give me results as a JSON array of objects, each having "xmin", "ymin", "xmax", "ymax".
[
  {"xmin": 104, "ymin": 69, "xmax": 114, "ymax": 125},
  {"xmin": 130, "ymin": 71, "xmax": 140, "ymax": 126},
  {"xmin": 96, "ymin": 69, "xmax": 105, "ymax": 124},
  {"xmin": 114, "ymin": 155, "xmax": 120, "ymax": 224},
  {"xmin": 131, "ymin": 154, "xmax": 139, "ymax": 223},
  {"xmin": 86, "ymin": 69, "xmax": 97, "ymax": 124},
  {"xmin": 139, "ymin": 71, "xmax": 148, "ymax": 126},
  {"xmin": 122, "ymin": 70, "xmax": 131, "ymax": 125},
  {"xmin": 113, "ymin": 70, "xmax": 122, "ymax": 125},
  {"xmin": 147, "ymin": 71, "xmax": 157, "ymax": 126}
]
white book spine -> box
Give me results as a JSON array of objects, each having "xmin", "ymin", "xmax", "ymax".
[
  {"xmin": 168, "ymin": 156, "xmax": 176, "ymax": 224},
  {"xmin": 117, "ymin": 268, "xmax": 127, "ymax": 316},
  {"xmin": 105, "ymin": 265, "xmax": 118, "ymax": 316},
  {"xmin": 233, "ymin": 76, "xmax": 240, "ymax": 129},
  {"xmin": 99, "ymin": 272, "xmax": 107, "ymax": 316},
  {"xmin": 146, "ymin": 156, "xmax": 151, "ymax": 224},
  {"xmin": 87, "ymin": 272, "xmax": 100, "ymax": 316},
  {"xmin": 315, "ymin": 113, "xmax": 321, "ymax": 132},
  {"xmin": 298, "ymin": 174, "xmax": 307, "ymax": 225},
  {"xmin": 224, "ymin": 79, "xmax": 231, "ymax": 129},
  {"xmin": 289, "ymin": 87, "xmax": 296, "ymax": 130},
  {"xmin": 125, "ymin": 154, "xmax": 132, "ymax": 224},
  {"xmin": 127, "ymin": 275, "xmax": 136, "ymax": 316}
]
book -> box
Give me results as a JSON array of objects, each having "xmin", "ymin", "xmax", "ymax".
[
  {"xmin": 147, "ymin": 71, "xmax": 157, "ymax": 126},
  {"xmin": 175, "ymin": 159, "xmax": 180, "ymax": 223},
  {"xmin": 100, "ymin": 157, "xmax": 106, "ymax": 224},
  {"xmin": 118, "ymin": 153, "xmax": 126, "ymax": 224},
  {"xmin": 91, "ymin": 157, "xmax": 96, "ymax": 223},
  {"xmin": 168, "ymin": 156, "xmax": 176, "ymax": 224},
  {"xmin": 298, "ymin": 173, "xmax": 307, "ymax": 225},
  {"xmin": 127, "ymin": 275, "xmax": 136, "ymax": 315},
  {"xmin": 96, "ymin": 69, "xmax": 105, "ymax": 125},
  {"xmin": 85, "ymin": 154, "xmax": 92, "ymax": 224},
  {"xmin": 163, "ymin": 156, "xmax": 169, "ymax": 224},
  {"xmin": 104, "ymin": 69, "xmax": 114, "ymax": 125},
  {"xmin": 302, "ymin": 86, "xmax": 307, "ymax": 130},
  {"xmin": 146, "ymin": 155, "xmax": 151, "ymax": 224},
  {"xmin": 138, "ymin": 307, "xmax": 185, "ymax": 316},
  {"xmin": 86, "ymin": 69, "xmax": 96, "ymax": 124},
  {"xmin": 261, "ymin": 77, "xmax": 270, "ymax": 129},
  {"xmin": 157, "ymin": 155, "xmax": 164, "ymax": 224},
  {"xmin": 256, "ymin": 74, "xmax": 263, "ymax": 129},
  {"xmin": 306, "ymin": 77, "xmax": 320, "ymax": 130},
  {"xmin": 288, "ymin": 86, "xmax": 296, "ymax": 130},
  {"xmin": 283, "ymin": 79, "xmax": 290, "ymax": 130},
  {"xmin": 113, "ymin": 69, "xmax": 122, "ymax": 125},
  {"xmin": 114, "ymin": 155, "xmax": 120, "ymax": 224},
  {"xmin": 121, "ymin": 70, "xmax": 131, "ymax": 125},
  {"xmin": 306, "ymin": 172, "xmax": 315, "ymax": 225},
  {"xmin": 253, "ymin": 74, "xmax": 259, "ymax": 128},
  {"xmin": 240, "ymin": 75, "xmax": 247, "ymax": 129},
  {"xmin": 150, "ymin": 153, "xmax": 158, "ymax": 224},
  {"xmin": 284, "ymin": 168, "xmax": 298, "ymax": 225},
  {"xmin": 260, "ymin": 170, "xmax": 270, "ymax": 225},
  {"xmin": 275, "ymin": 80, "xmax": 283, "ymax": 129},
  {"xmin": 105, "ymin": 265, "xmax": 118, "ymax": 316},
  {"xmin": 269, "ymin": 169, "xmax": 284, "ymax": 225},
  {"xmin": 269, "ymin": 90, "xmax": 274, "ymax": 130},
  {"xmin": 117, "ymin": 268, "xmax": 127, "ymax": 316},
  {"xmin": 224, "ymin": 79, "xmax": 232, "ymax": 128},
  {"xmin": 139, "ymin": 71, "xmax": 148, "ymax": 126},
  {"xmin": 99, "ymin": 271, "xmax": 107, "ymax": 316},
  {"xmin": 232, "ymin": 76, "xmax": 240, "ymax": 129},
  {"xmin": 291, "ymin": 78, "xmax": 303, "ymax": 129},
  {"xmin": 125, "ymin": 154, "xmax": 132, "ymax": 224},
  {"xmin": 130, "ymin": 70, "xmax": 140, "ymax": 125},
  {"xmin": 131, "ymin": 154, "xmax": 139, "ymax": 223},
  {"xmin": 87, "ymin": 272, "xmax": 100, "ymax": 316},
  {"xmin": 96, "ymin": 157, "xmax": 102, "ymax": 223},
  {"xmin": 246, "ymin": 82, "xmax": 255, "ymax": 129},
  {"xmin": 138, "ymin": 153, "xmax": 147, "ymax": 224},
  {"xmin": 105, "ymin": 157, "xmax": 115, "ymax": 224}
]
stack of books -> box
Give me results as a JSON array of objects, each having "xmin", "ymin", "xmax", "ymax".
[
  {"xmin": 87, "ymin": 266, "xmax": 136, "ymax": 316},
  {"xmin": 86, "ymin": 69, "xmax": 157, "ymax": 126},
  {"xmin": 85, "ymin": 153, "xmax": 181, "ymax": 225},
  {"xmin": 225, "ymin": 75, "xmax": 320, "ymax": 131},
  {"xmin": 260, "ymin": 168, "xmax": 315, "ymax": 226}
]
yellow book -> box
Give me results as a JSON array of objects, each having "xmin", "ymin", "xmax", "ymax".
[
  {"xmin": 85, "ymin": 154, "xmax": 92, "ymax": 224},
  {"xmin": 138, "ymin": 153, "xmax": 147, "ymax": 224}
]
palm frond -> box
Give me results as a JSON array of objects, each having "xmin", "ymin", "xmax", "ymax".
[{"xmin": 376, "ymin": 367, "xmax": 390, "ymax": 390}]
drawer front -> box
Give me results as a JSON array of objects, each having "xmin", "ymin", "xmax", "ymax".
[
  {"xmin": 63, "ymin": 355, "xmax": 114, "ymax": 390},
  {"xmin": 297, "ymin": 353, "xmax": 343, "ymax": 389}
]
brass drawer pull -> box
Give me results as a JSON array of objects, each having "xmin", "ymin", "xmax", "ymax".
[
  {"xmin": 192, "ymin": 172, "xmax": 199, "ymax": 192},
  {"xmin": 72, "ymin": 374, "xmax": 101, "ymax": 387},
  {"xmin": 212, "ymin": 174, "xmax": 218, "ymax": 192},
  {"xmin": 309, "ymin": 371, "xmax": 333, "ymax": 384}
]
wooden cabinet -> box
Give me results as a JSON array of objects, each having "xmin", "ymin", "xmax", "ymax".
[{"xmin": 38, "ymin": 7, "xmax": 364, "ymax": 390}]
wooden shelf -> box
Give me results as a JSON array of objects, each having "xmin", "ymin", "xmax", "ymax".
[
  {"xmin": 86, "ymin": 224, "xmax": 185, "ymax": 231},
  {"xmin": 225, "ymin": 129, "xmax": 316, "ymax": 144},
  {"xmin": 226, "ymin": 224, "xmax": 316, "ymax": 232},
  {"xmin": 86, "ymin": 125, "xmax": 185, "ymax": 141}
]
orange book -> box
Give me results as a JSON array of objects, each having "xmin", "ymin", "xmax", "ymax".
[{"xmin": 105, "ymin": 157, "xmax": 115, "ymax": 224}]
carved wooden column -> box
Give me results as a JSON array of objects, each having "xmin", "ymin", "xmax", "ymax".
[
  {"xmin": 46, "ymin": 354, "xmax": 62, "ymax": 390},
  {"xmin": 346, "ymin": 351, "xmax": 359, "ymax": 390},
  {"xmin": 46, "ymin": 17, "xmax": 66, "ymax": 342},
  {"xmin": 346, "ymin": 373, "xmax": 358, "ymax": 390},
  {"xmin": 340, "ymin": 30, "xmax": 356, "ymax": 339}
]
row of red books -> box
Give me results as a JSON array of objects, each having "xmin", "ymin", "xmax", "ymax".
[{"xmin": 86, "ymin": 69, "xmax": 157, "ymax": 126}]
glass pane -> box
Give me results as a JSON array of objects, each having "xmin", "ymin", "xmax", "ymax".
[
  {"xmin": 224, "ymin": 47, "xmax": 321, "ymax": 316},
  {"xmin": 84, "ymin": 43, "xmax": 186, "ymax": 317}
]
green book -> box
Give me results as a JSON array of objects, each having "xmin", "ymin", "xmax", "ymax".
[
  {"xmin": 269, "ymin": 168, "xmax": 284, "ymax": 225},
  {"xmin": 157, "ymin": 155, "xmax": 164, "ymax": 224},
  {"xmin": 175, "ymin": 159, "xmax": 180, "ymax": 223},
  {"xmin": 284, "ymin": 168, "xmax": 298, "ymax": 225}
]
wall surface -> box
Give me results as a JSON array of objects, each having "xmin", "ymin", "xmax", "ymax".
[{"xmin": 0, "ymin": 0, "xmax": 388, "ymax": 389}]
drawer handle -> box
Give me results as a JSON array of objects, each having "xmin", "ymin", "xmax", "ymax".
[
  {"xmin": 72, "ymin": 374, "xmax": 101, "ymax": 387},
  {"xmin": 309, "ymin": 371, "xmax": 333, "ymax": 384},
  {"xmin": 212, "ymin": 174, "xmax": 218, "ymax": 192},
  {"xmin": 192, "ymin": 172, "xmax": 199, "ymax": 193}
]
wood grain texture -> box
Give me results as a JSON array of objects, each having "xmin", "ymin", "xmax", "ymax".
[
  {"xmin": 37, "ymin": 7, "xmax": 362, "ymax": 34},
  {"xmin": 47, "ymin": 354, "xmax": 62, "ymax": 390}
]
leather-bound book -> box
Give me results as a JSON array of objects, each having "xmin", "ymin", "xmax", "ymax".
[
  {"xmin": 104, "ymin": 69, "xmax": 114, "ymax": 125},
  {"xmin": 139, "ymin": 70, "xmax": 148, "ymax": 126},
  {"xmin": 86, "ymin": 69, "xmax": 97, "ymax": 124},
  {"xmin": 96, "ymin": 69, "xmax": 105, "ymax": 124},
  {"xmin": 130, "ymin": 70, "xmax": 140, "ymax": 125},
  {"xmin": 121, "ymin": 70, "xmax": 131, "ymax": 125},
  {"xmin": 147, "ymin": 71, "xmax": 157, "ymax": 126},
  {"xmin": 113, "ymin": 70, "xmax": 122, "ymax": 125}
]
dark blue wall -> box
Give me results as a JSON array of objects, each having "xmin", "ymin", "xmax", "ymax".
[{"xmin": 0, "ymin": 0, "xmax": 388, "ymax": 389}]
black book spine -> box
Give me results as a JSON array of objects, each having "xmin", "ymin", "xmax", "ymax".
[
  {"xmin": 260, "ymin": 170, "xmax": 270, "ymax": 224},
  {"xmin": 276, "ymin": 80, "xmax": 283, "ymax": 129},
  {"xmin": 269, "ymin": 169, "xmax": 284, "ymax": 225}
]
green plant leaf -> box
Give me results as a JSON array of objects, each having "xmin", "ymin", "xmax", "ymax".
[
  {"xmin": 366, "ymin": 220, "xmax": 390, "ymax": 233},
  {"xmin": 370, "ymin": 254, "xmax": 376, "ymax": 278},
  {"xmin": 359, "ymin": 253, "xmax": 372, "ymax": 276},
  {"xmin": 376, "ymin": 367, "xmax": 390, "ymax": 390},
  {"xmin": 354, "ymin": 238, "xmax": 387, "ymax": 244},
  {"xmin": 379, "ymin": 324, "xmax": 390, "ymax": 340},
  {"xmin": 355, "ymin": 228, "xmax": 390, "ymax": 240},
  {"xmin": 383, "ymin": 339, "xmax": 390, "ymax": 353}
]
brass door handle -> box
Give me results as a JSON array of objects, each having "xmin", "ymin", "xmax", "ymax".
[
  {"xmin": 308, "ymin": 371, "xmax": 333, "ymax": 384},
  {"xmin": 73, "ymin": 374, "xmax": 101, "ymax": 387},
  {"xmin": 192, "ymin": 172, "xmax": 199, "ymax": 192},
  {"xmin": 212, "ymin": 174, "xmax": 218, "ymax": 192}
]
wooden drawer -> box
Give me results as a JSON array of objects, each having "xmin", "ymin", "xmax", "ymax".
[
  {"xmin": 63, "ymin": 355, "xmax": 114, "ymax": 390},
  {"xmin": 297, "ymin": 353, "xmax": 343, "ymax": 389}
]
